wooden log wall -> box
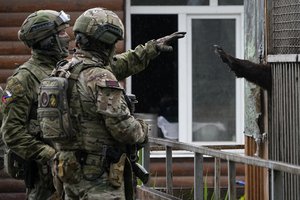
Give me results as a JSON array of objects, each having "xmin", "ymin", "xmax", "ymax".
[{"xmin": 0, "ymin": 0, "xmax": 125, "ymax": 199}]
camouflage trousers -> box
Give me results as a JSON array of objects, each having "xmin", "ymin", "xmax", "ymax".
[
  {"xmin": 63, "ymin": 173, "xmax": 126, "ymax": 200},
  {"xmin": 27, "ymin": 186, "xmax": 55, "ymax": 200},
  {"xmin": 27, "ymin": 164, "xmax": 56, "ymax": 200}
]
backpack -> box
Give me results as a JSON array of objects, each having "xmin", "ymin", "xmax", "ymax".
[{"xmin": 37, "ymin": 59, "xmax": 83, "ymax": 140}]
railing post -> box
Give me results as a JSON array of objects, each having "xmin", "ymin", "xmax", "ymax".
[
  {"xmin": 142, "ymin": 141, "xmax": 150, "ymax": 186},
  {"xmin": 147, "ymin": 137, "xmax": 300, "ymax": 200},
  {"xmin": 166, "ymin": 146, "xmax": 173, "ymax": 195},
  {"xmin": 271, "ymin": 169, "xmax": 283, "ymax": 200},
  {"xmin": 194, "ymin": 153, "xmax": 204, "ymax": 200},
  {"xmin": 227, "ymin": 160, "xmax": 236, "ymax": 200},
  {"xmin": 214, "ymin": 157, "xmax": 221, "ymax": 200}
]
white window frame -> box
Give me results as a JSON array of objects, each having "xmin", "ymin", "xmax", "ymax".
[
  {"xmin": 126, "ymin": 1, "xmax": 245, "ymax": 147},
  {"xmin": 181, "ymin": 13, "xmax": 245, "ymax": 145}
]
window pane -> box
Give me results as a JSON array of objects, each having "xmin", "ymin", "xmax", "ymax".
[
  {"xmin": 131, "ymin": 0, "xmax": 209, "ymax": 6},
  {"xmin": 131, "ymin": 15, "xmax": 179, "ymax": 139},
  {"xmin": 192, "ymin": 18, "xmax": 236, "ymax": 142},
  {"xmin": 218, "ymin": 0, "xmax": 244, "ymax": 5}
]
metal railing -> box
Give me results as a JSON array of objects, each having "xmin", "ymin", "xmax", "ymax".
[{"xmin": 141, "ymin": 137, "xmax": 300, "ymax": 200}]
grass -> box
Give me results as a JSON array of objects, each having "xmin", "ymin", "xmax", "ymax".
[
  {"xmin": 148, "ymin": 167, "xmax": 246, "ymax": 200},
  {"xmin": 187, "ymin": 173, "xmax": 245, "ymax": 200}
]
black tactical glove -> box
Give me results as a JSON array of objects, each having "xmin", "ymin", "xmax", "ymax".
[{"xmin": 155, "ymin": 32, "xmax": 186, "ymax": 52}]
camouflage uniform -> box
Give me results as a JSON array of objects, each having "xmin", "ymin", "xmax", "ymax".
[
  {"xmin": 42, "ymin": 8, "xmax": 159, "ymax": 200},
  {"xmin": 2, "ymin": 53, "xmax": 58, "ymax": 199},
  {"xmin": 44, "ymin": 8, "xmax": 185, "ymax": 200},
  {"xmin": 1, "ymin": 10, "xmax": 70, "ymax": 200},
  {"xmin": 48, "ymin": 8, "xmax": 160, "ymax": 200},
  {"xmin": 0, "ymin": 87, "xmax": 4, "ymax": 170}
]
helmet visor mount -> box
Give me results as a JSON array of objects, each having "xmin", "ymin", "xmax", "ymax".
[
  {"xmin": 94, "ymin": 24, "xmax": 123, "ymax": 45},
  {"xmin": 55, "ymin": 10, "xmax": 70, "ymax": 26},
  {"xmin": 58, "ymin": 11, "xmax": 70, "ymax": 23}
]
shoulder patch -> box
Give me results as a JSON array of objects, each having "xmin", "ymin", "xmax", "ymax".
[
  {"xmin": 2, "ymin": 78, "xmax": 25, "ymax": 105},
  {"xmin": 85, "ymin": 67, "xmax": 123, "ymax": 90},
  {"xmin": 106, "ymin": 80, "xmax": 120, "ymax": 88},
  {"xmin": 2, "ymin": 90, "xmax": 13, "ymax": 104}
]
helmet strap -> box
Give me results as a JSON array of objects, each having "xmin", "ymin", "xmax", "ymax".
[
  {"xmin": 55, "ymin": 34, "xmax": 64, "ymax": 53},
  {"xmin": 55, "ymin": 34, "xmax": 70, "ymax": 58}
]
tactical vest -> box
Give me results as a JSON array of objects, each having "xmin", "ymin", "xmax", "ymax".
[
  {"xmin": 38, "ymin": 58, "xmax": 118, "ymax": 153},
  {"xmin": 20, "ymin": 63, "xmax": 49, "ymax": 135},
  {"xmin": 0, "ymin": 86, "xmax": 4, "ymax": 171}
]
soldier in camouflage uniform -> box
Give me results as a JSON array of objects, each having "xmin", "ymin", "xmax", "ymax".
[
  {"xmin": 1, "ymin": 10, "xmax": 71, "ymax": 200},
  {"xmin": 47, "ymin": 8, "xmax": 185, "ymax": 200},
  {"xmin": 0, "ymin": 86, "xmax": 4, "ymax": 170}
]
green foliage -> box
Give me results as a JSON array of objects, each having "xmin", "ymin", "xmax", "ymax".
[
  {"xmin": 137, "ymin": 150, "xmax": 143, "ymax": 185},
  {"xmin": 152, "ymin": 169, "xmax": 246, "ymax": 200},
  {"xmin": 210, "ymin": 191, "xmax": 215, "ymax": 200},
  {"xmin": 151, "ymin": 171, "xmax": 157, "ymax": 188},
  {"xmin": 224, "ymin": 190, "xmax": 228, "ymax": 200},
  {"xmin": 204, "ymin": 175, "xmax": 208, "ymax": 200}
]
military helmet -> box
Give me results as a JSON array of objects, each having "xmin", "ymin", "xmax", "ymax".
[
  {"xmin": 18, "ymin": 10, "xmax": 70, "ymax": 47},
  {"xmin": 73, "ymin": 7, "xmax": 124, "ymax": 45}
]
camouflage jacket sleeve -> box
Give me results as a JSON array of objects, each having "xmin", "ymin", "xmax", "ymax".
[
  {"xmin": 111, "ymin": 40, "xmax": 159, "ymax": 80},
  {"xmin": 85, "ymin": 67, "xmax": 148, "ymax": 144},
  {"xmin": 1, "ymin": 72, "xmax": 55, "ymax": 164}
]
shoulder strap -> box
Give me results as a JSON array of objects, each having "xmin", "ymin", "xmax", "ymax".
[
  {"xmin": 68, "ymin": 64, "xmax": 92, "ymax": 80},
  {"xmin": 66, "ymin": 62, "xmax": 94, "ymax": 100},
  {"xmin": 55, "ymin": 58, "xmax": 103, "ymax": 101},
  {"xmin": 19, "ymin": 63, "xmax": 48, "ymax": 83}
]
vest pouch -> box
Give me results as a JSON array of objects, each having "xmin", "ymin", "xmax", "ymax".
[
  {"xmin": 108, "ymin": 153, "xmax": 126, "ymax": 188},
  {"xmin": 38, "ymin": 107, "xmax": 70, "ymax": 140},
  {"xmin": 4, "ymin": 149, "xmax": 25, "ymax": 179},
  {"xmin": 37, "ymin": 77, "xmax": 74, "ymax": 140},
  {"xmin": 54, "ymin": 151, "xmax": 81, "ymax": 184}
]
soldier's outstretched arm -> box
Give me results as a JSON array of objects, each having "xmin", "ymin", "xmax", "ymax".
[
  {"xmin": 214, "ymin": 45, "xmax": 272, "ymax": 91},
  {"xmin": 111, "ymin": 32, "xmax": 186, "ymax": 80}
]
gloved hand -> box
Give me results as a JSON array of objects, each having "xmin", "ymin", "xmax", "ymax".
[{"xmin": 155, "ymin": 32, "xmax": 186, "ymax": 52}]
